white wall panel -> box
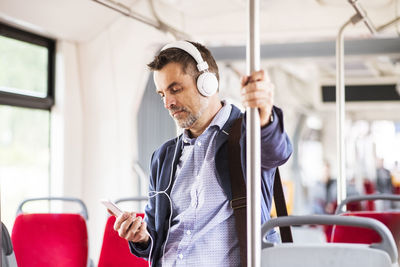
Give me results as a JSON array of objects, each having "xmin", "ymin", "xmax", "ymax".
[
  {"xmin": 51, "ymin": 40, "xmax": 84, "ymax": 200},
  {"xmin": 77, "ymin": 16, "xmax": 171, "ymax": 262}
]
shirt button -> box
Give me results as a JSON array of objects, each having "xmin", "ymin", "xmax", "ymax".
[
  {"xmin": 178, "ymin": 253, "xmax": 183, "ymax": 259},
  {"xmin": 197, "ymin": 141, "xmax": 201, "ymax": 147},
  {"xmin": 186, "ymin": 230, "xmax": 191, "ymax": 235}
]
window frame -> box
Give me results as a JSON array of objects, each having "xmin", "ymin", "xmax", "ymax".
[{"xmin": 0, "ymin": 22, "xmax": 56, "ymax": 110}]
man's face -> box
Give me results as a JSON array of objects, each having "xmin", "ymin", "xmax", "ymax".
[{"xmin": 154, "ymin": 62, "xmax": 208, "ymax": 129}]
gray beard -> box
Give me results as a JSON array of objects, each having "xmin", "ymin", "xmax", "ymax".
[
  {"xmin": 176, "ymin": 112, "xmax": 198, "ymax": 129},
  {"xmin": 172, "ymin": 97, "xmax": 208, "ymax": 130}
]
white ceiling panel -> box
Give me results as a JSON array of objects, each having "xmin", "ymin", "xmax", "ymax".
[
  {"xmin": 0, "ymin": 0, "xmax": 138, "ymax": 42},
  {"xmin": 0, "ymin": 0, "xmax": 399, "ymax": 43}
]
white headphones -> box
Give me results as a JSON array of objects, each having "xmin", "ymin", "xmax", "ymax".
[{"xmin": 161, "ymin": 41, "xmax": 219, "ymax": 97}]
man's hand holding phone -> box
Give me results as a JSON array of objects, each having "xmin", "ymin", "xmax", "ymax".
[
  {"xmin": 101, "ymin": 199, "xmax": 149, "ymax": 245},
  {"xmin": 113, "ymin": 211, "xmax": 149, "ymax": 244}
]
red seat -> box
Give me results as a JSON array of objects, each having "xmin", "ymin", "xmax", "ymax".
[
  {"xmin": 331, "ymin": 211, "xmax": 400, "ymax": 260},
  {"xmin": 363, "ymin": 180, "xmax": 376, "ymax": 211},
  {"xmin": 332, "ymin": 212, "xmax": 400, "ymax": 243},
  {"xmin": 12, "ymin": 213, "xmax": 89, "ymax": 267},
  {"xmin": 323, "ymin": 201, "xmax": 362, "ymax": 241},
  {"xmin": 98, "ymin": 213, "xmax": 148, "ymax": 267}
]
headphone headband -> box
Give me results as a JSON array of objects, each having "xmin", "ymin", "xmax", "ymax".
[
  {"xmin": 160, "ymin": 40, "xmax": 218, "ymax": 97},
  {"xmin": 161, "ymin": 41, "xmax": 209, "ymax": 72}
]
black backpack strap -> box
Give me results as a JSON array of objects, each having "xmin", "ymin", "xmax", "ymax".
[
  {"xmin": 228, "ymin": 118, "xmax": 293, "ymax": 266},
  {"xmin": 273, "ymin": 168, "xmax": 293, "ymax": 242},
  {"xmin": 228, "ymin": 117, "xmax": 247, "ymax": 267}
]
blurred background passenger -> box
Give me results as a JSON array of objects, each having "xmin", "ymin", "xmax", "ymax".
[{"xmin": 376, "ymin": 158, "xmax": 392, "ymax": 194}]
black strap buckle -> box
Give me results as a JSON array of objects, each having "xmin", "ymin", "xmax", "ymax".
[{"xmin": 230, "ymin": 197, "xmax": 246, "ymax": 210}]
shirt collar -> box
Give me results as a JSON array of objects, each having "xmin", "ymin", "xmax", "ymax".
[
  {"xmin": 208, "ymin": 100, "xmax": 232, "ymax": 130},
  {"xmin": 182, "ymin": 100, "xmax": 232, "ymax": 146}
]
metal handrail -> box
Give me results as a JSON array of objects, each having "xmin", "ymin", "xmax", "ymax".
[
  {"xmin": 336, "ymin": 0, "xmax": 400, "ymax": 210},
  {"xmin": 115, "ymin": 196, "xmax": 148, "ymax": 205},
  {"xmin": 335, "ymin": 194, "xmax": 400, "ymax": 214},
  {"xmin": 336, "ymin": 18, "xmax": 352, "ymax": 207},
  {"xmin": 16, "ymin": 197, "xmax": 89, "ymax": 220},
  {"xmin": 336, "ymin": 0, "xmax": 376, "ymax": 207}
]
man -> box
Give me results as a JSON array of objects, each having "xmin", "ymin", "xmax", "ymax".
[
  {"xmin": 113, "ymin": 41, "xmax": 292, "ymax": 266},
  {"xmin": 376, "ymin": 158, "xmax": 392, "ymax": 194}
]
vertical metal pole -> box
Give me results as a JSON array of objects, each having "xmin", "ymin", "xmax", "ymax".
[
  {"xmin": 247, "ymin": 0, "xmax": 261, "ymax": 266},
  {"xmin": 335, "ymin": 0, "xmax": 375, "ymax": 209},
  {"xmin": 336, "ymin": 20, "xmax": 351, "ymax": 207},
  {"xmin": 335, "ymin": 0, "xmax": 378, "ymax": 209}
]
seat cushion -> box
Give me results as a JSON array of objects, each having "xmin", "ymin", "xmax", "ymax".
[{"xmin": 12, "ymin": 213, "xmax": 88, "ymax": 267}]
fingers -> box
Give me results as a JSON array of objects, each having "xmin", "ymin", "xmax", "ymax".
[
  {"xmin": 107, "ymin": 209, "xmax": 116, "ymax": 217},
  {"xmin": 130, "ymin": 221, "xmax": 149, "ymax": 243},
  {"xmin": 113, "ymin": 212, "xmax": 148, "ymax": 243},
  {"xmin": 241, "ymin": 81, "xmax": 274, "ymax": 106},
  {"xmin": 241, "ymin": 89, "xmax": 274, "ymax": 108},
  {"xmin": 114, "ymin": 212, "xmax": 135, "ymax": 232},
  {"xmin": 240, "ymin": 76, "xmax": 250, "ymax": 87},
  {"xmin": 250, "ymin": 69, "xmax": 265, "ymax": 82},
  {"xmin": 241, "ymin": 70, "xmax": 269, "ymax": 86},
  {"xmin": 241, "ymin": 80, "xmax": 274, "ymax": 94},
  {"xmin": 118, "ymin": 215, "xmax": 137, "ymax": 238},
  {"xmin": 240, "ymin": 70, "xmax": 274, "ymax": 127}
]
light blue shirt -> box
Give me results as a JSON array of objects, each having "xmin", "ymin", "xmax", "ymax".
[{"xmin": 159, "ymin": 101, "xmax": 240, "ymax": 266}]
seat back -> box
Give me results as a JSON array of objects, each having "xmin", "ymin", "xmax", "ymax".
[
  {"xmin": 11, "ymin": 197, "xmax": 90, "ymax": 267},
  {"xmin": 262, "ymin": 215, "xmax": 398, "ymax": 267},
  {"xmin": 332, "ymin": 212, "xmax": 400, "ymax": 243},
  {"xmin": 332, "ymin": 194, "xmax": 400, "ymax": 262},
  {"xmin": 331, "ymin": 211, "xmax": 400, "ymax": 264},
  {"xmin": 98, "ymin": 213, "xmax": 148, "ymax": 267},
  {"xmin": 322, "ymin": 201, "xmax": 362, "ymax": 241},
  {"xmin": 12, "ymin": 213, "xmax": 89, "ymax": 267},
  {"xmin": 335, "ymin": 194, "xmax": 400, "ymax": 215},
  {"xmin": 262, "ymin": 243, "xmax": 393, "ymax": 267}
]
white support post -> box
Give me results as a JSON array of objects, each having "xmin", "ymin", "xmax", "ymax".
[
  {"xmin": 336, "ymin": 20, "xmax": 351, "ymax": 207},
  {"xmin": 335, "ymin": 0, "xmax": 378, "ymax": 209},
  {"xmin": 247, "ymin": 0, "xmax": 261, "ymax": 266}
]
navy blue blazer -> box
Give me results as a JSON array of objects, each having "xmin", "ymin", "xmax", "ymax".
[{"xmin": 130, "ymin": 105, "xmax": 292, "ymax": 265}]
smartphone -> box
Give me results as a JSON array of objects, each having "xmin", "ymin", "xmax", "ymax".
[{"xmin": 100, "ymin": 199, "xmax": 123, "ymax": 216}]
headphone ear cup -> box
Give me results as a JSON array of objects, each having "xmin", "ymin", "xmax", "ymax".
[{"xmin": 197, "ymin": 73, "xmax": 218, "ymax": 97}]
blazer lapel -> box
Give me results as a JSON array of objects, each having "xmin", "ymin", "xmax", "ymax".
[
  {"xmin": 215, "ymin": 106, "xmax": 243, "ymax": 200},
  {"xmin": 159, "ymin": 136, "xmax": 183, "ymax": 194},
  {"xmin": 215, "ymin": 106, "xmax": 242, "ymax": 153}
]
